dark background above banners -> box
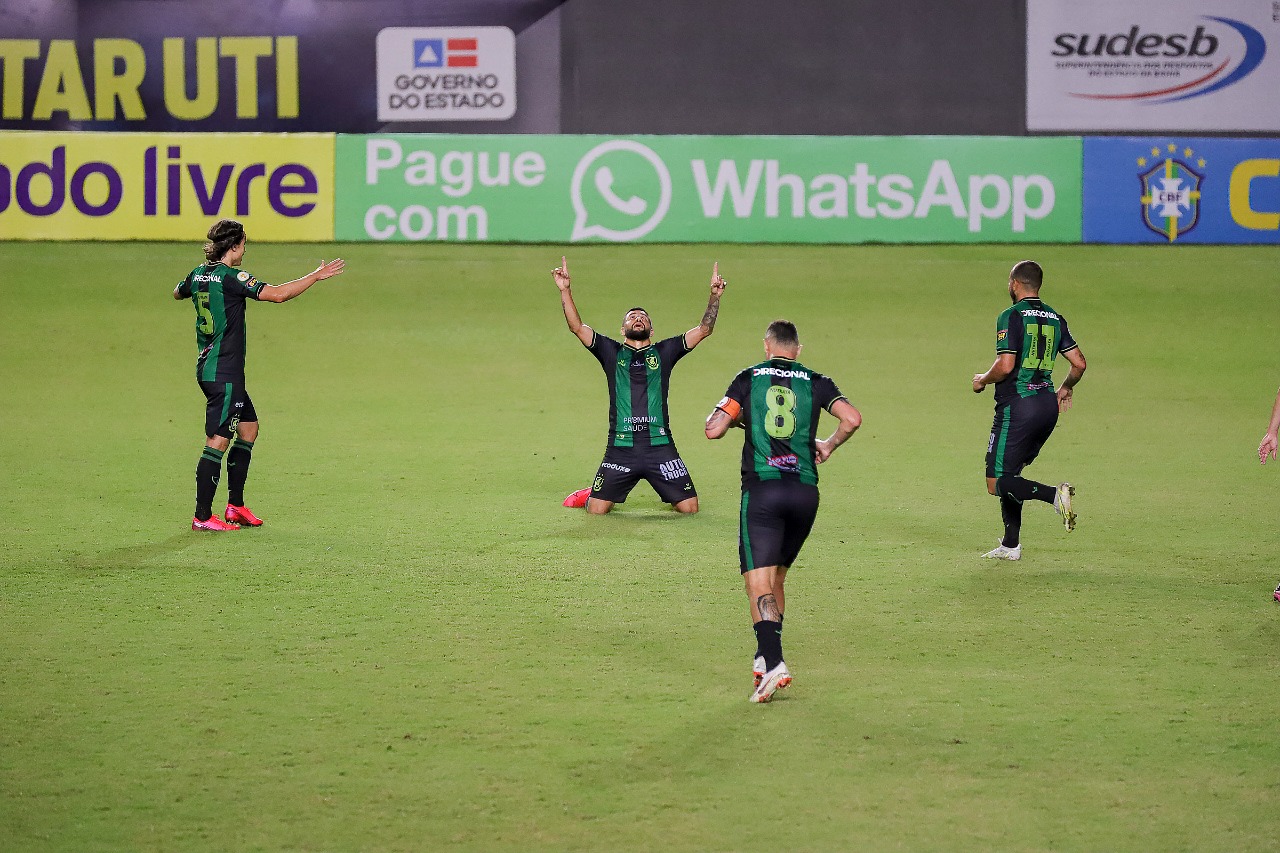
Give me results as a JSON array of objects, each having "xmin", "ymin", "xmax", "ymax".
[
  {"xmin": 1, "ymin": 0, "xmax": 1029, "ymax": 135},
  {"xmin": 0, "ymin": 0, "xmax": 565, "ymax": 132}
]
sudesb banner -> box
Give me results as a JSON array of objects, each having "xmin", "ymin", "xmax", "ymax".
[
  {"xmin": 0, "ymin": 131, "xmax": 334, "ymax": 240},
  {"xmin": 1027, "ymin": 0, "xmax": 1280, "ymax": 131},
  {"xmin": 1083, "ymin": 136, "xmax": 1280, "ymax": 244},
  {"xmin": 335, "ymin": 135, "xmax": 1083, "ymax": 243}
]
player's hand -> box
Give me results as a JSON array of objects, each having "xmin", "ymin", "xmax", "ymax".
[
  {"xmin": 313, "ymin": 258, "xmax": 345, "ymax": 281},
  {"xmin": 1260, "ymin": 433, "xmax": 1278, "ymax": 465},
  {"xmin": 710, "ymin": 261, "xmax": 726, "ymax": 297},
  {"xmin": 1057, "ymin": 385, "xmax": 1073, "ymax": 412},
  {"xmin": 815, "ymin": 439, "xmax": 834, "ymax": 464},
  {"xmin": 552, "ymin": 256, "xmax": 571, "ymax": 291},
  {"xmin": 972, "ymin": 374, "xmax": 986, "ymax": 393}
]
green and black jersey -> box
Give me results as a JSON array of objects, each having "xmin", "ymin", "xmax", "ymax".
[
  {"xmin": 993, "ymin": 297, "xmax": 1077, "ymax": 405},
  {"xmin": 586, "ymin": 332, "xmax": 690, "ymax": 447},
  {"xmin": 175, "ymin": 262, "xmax": 267, "ymax": 382},
  {"xmin": 718, "ymin": 357, "xmax": 847, "ymax": 488}
]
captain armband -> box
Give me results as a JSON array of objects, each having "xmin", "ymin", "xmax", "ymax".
[{"xmin": 715, "ymin": 397, "xmax": 742, "ymax": 421}]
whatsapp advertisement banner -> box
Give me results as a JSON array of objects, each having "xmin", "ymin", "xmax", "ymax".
[
  {"xmin": 0, "ymin": 131, "xmax": 334, "ymax": 241},
  {"xmin": 335, "ymin": 134, "xmax": 1082, "ymax": 243}
]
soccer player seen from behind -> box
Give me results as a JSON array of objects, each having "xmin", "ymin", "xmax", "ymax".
[
  {"xmin": 705, "ymin": 320, "xmax": 862, "ymax": 703},
  {"xmin": 173, "ymin": 219, "xmax": 346, "ymax": 531},
  {"xmin": 554, "ymin": 256, "xmax": 726, "ymax": 514},
  {"xmin": 971, "ymin": 260, "xmax": 1087, "ymax": 560}
]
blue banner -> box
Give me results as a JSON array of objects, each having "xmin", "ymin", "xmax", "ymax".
[{"xmin": 1083, "ymin": 136, "xmax": 1280, "ymax": 244}]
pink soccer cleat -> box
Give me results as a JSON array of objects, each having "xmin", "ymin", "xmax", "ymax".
[
  {"xmin": 562, "ymin": 488, "xmax": 591, "ymax": 508},
  {"xmin": 225, "ymin": 504, "xmax": 263, "ymax": 527},
  {"xmin": 192, "ymin": 515, "xmax": 240, "ymax": 531}
]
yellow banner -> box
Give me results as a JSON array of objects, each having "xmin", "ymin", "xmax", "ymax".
[{"xmin": 0, "ymin": 131, "xmax": 334, "ymax": 241}]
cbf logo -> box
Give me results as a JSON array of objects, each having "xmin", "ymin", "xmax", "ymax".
[{"xmin": 1138, "ymin": 143, "xmax": 1205, "ymax": 242}]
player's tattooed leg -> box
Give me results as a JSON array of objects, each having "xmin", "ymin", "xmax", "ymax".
[{"xmin": 756, "ymin": 593, "xmax": 781, "ymax": 622}]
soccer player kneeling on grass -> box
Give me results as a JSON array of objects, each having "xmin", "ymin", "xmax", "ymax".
[
  {"xmin": 173, "ymin": 219, "xmax": 346, "ymax": 531},
  {"xmin": 972, "ymin": 260, "xmax": 1087, "ymax": 560},
  {"xmin": 706, "ymin": 320, "xmax": 861, "ymax": 703},
  {"xmin": 554, "ymin": 256, "xmax": 726, "ymax": 514}
]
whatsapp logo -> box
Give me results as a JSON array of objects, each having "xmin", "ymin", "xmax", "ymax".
[{"xmin": 571, "ymin": 140, "xmax": 672, "ymax": 242}]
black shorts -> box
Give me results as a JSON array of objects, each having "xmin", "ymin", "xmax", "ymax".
[
  {"xmin": 986, "ymin": 394, "xmax": 1058, "ymax": 479},
  {"xmin": 199, "ymin": 379, "xmax": 257, "ymax": 439},
  {"xmin": 591, "ymin": 443, "xmax": 697, "ymax": 505},
  {"xmin": 739, "ymin": 479, "xmax": 820, "ymax": 574}
]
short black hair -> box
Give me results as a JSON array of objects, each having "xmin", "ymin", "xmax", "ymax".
[
  {"xmin": 204, "ymin": 219, "xmax": 246, "ymax": 263},
  {"xmin": 765, "ymin": 319, "xmax": 800, "ymax": 348},
  {"xmin": 1010, "ymin": 260, "xmax": 1043, "ymax": 290}
]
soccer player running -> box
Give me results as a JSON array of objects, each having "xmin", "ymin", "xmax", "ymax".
[
  {"xmin": 1255, "ymin": 387, "xmax": 1280, "ymax": 601},
  {"xmin": 174, "ymin": 219, "xmax": 346, "ymax": 531},
  {"xmin": 971, "ymin": 260, "xmax": 1086, "ymax": 560},
  {"xmin": 554, "ymin": 256, "xmax": 725, "ymax": 514},
  {"xmin": 705, "ymin": 320, "xmax": 861, "ymax": 703}
]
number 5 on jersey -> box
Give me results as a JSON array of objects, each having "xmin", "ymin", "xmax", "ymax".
[{"xmin": 195, "ymin": 292, "xmax": 215, "ymax": 334}]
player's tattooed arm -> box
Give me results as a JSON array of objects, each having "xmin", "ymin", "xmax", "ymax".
[
  {"xmin": 705, "ymin": 408, "xmax": 731, "ymax": 438},
  {"xmin": 686, "ymin": 262, "xmax": 727, "ymax": 348},
  {"xmin": 700, "ymin": 296, "xmax": 720, "ymax": 331},
  {"xmin": 756, "ymin": 593, "xmax": 781, "ymax": 623},
  {"xmin": 705, "ymin": 396, "xmax": 743, "ymax": 439}
]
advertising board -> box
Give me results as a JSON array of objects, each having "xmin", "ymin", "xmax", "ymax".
[
  {"xmin": 1027, "ymin": 0, "xmax": 1280, "ymax": 131},
  {"xmin": 1083, "ymin": 136, "xmax": 1280, "ymax": 243},
  {"xmin": 335, "ymin": 134, "xmax": 1083, "ymax": 244},
  {"xmin": 0, "ymin": 131, "xmax": 334, "ymax": 241}
]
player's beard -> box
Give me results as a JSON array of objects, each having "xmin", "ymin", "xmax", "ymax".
[{"xmin": 624, "ymin": 326, "xmax": 649, "ymax": 341}]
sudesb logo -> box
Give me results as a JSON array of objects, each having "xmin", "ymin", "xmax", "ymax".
[{"xmin": 1051, "ymin": 16, "xmax": 1267, "ymax": 103}]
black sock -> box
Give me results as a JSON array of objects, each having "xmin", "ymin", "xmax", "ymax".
[
  {"xmin": 226, "ymin": 438, "xmax": 254, "ymax": 507},
  {"xmin": 195, "ymin": 446, "xmax": 225, "ymax": 521},
  {"xmin": 997, "ymin": 475, "xmax": 1055, "ymax": 505},
  {"xmin": 755, "ymin": 614, "xmax": 783, "ymax": 660},
  {"xmin": 1000, "ymin": 495, "xmax": 1023, "ymax": 548},
  {"xmin": 753, "ymin": 620, "xmax": 784, "ymax": 671}
]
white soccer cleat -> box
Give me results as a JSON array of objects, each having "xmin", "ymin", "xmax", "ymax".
[
  {"xmin": 749, "ymin": 662, "xmax": 792, "ymax": 703},
  {"xmin": 753, "ymin": 655, "xmax": 766, "ymax": 689},
  {"xmin": 1054, "ymin": 483, "xmax": 1076, "ymax": 532},
  {"xmin": 982, "ymin": 542, "xmax": 1022, "ymax": 561}
]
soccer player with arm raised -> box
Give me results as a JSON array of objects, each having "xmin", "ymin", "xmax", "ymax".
[
  {"xmin": 173, "ymin": 219, "xmax": 345, "ymax": 530},
  {"xmin": 555, "ymin": 256, "xmax": 726, "ymax": 514}
]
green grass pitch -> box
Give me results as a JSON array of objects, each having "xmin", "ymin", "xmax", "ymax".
[{"xmin": 2, "ymin": 241, "xmax": 1279, "ymax": 852}]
